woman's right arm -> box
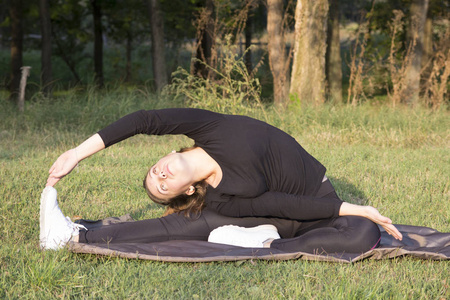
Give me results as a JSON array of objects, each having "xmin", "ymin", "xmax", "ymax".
[
  {"xmin": 46, "ymin": 108, "xmax": 221, "ymax": 186},
  {"xmin": 46, "ymin": 133, "xmax": 105, "ymax": 187}
]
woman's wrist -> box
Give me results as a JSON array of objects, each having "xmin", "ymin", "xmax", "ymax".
[
  {"xmin": 73, "ymin": 133, "xmax": 105, "ymax": 162},
  {"xmin": 72, "ymin": 148, "xmax": 79, "ymax": 163},
  {"xmin": 339, "ymin": 202, "xmax": 369, "ymax": 218}
]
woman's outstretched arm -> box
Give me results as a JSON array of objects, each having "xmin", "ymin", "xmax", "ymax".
[
  {"xmin": 207, "ymin": 192, "xmax": 342, "ymax": 221},
  {"xmin": 46, "ymin": 133, "xmax": 105, "ymax": 187},
  {"xmin": 46, "ymin": 108, "xmax": 222, "ymax": 187},
  {"xmin": 208, "ymin": 192, "xmax": 403, "ymax": 240}
]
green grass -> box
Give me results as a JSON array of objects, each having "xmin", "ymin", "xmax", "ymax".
[{"xmin": 1, "ymin": 91, "xmax": 449, "ymax": 299}]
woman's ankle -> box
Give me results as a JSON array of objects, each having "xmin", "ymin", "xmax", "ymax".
[
  {"xmin": 263, "ymin": 238, "xmax": 275, "ymax": 248},
  {"xmin": 72, "ymin": 234, "xmax": 79, "ymax": 243}
]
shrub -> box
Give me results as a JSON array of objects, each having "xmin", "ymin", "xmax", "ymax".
[{"xmin": 162, "ymin": 35, "xmax": 265, "ymax": 116}]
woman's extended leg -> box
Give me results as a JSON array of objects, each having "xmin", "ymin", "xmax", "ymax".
[
  {"xmin": 80, "ymin": 210, "xmax": 380, "ymax": 253},
  {"xmin": 79, "ymin": 208, "xmax": 304, "ymax": 244}
]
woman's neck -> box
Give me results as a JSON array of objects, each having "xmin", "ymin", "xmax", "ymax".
[{"xmin": 182, "ymin": 147, "xmax": 222, "ymax": 188}]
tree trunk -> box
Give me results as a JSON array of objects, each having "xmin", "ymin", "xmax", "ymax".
[
  {"xmin": 267, "ymin": 0, "xmax": 289, "ymax": 107},
  {"xmin": 9, "ymin": 0, "xmax": 23, "ymax": 101},
  {"xmin": 18, "ymin": 66, "xmax": 31, "ymax": 112},
  {"xmin": 40, "ymin": 0, "xmax": 53, "ymax": 97},
  {"xmin": 244, "ymin": 11, "xmax": 253, "ymax": 74},
  {"xmin": 52, "ymin": 28, "xmax": 82, "ymax": 84},
  {"xmin": 91, "ymin": 0, "xmax": 104, "ymax": 88},
  {"xmin": 125, "ymin": 29, "xmax": 132, "ymax": 83},
  {"xmin": 420, "ymin": 10, "xmax": 433, "ymax": 88},
  {"xmin": 192, "ymin": 0, "xmax": 214, "ymax": 79},
  {"xmin": 290, "ymin": 0, "xmax": 329, "ymax": 105},
  {"xmin": 325, "ymin": 0, "xmax": 342, "ymax": 103},
  {"xmin": 148, "ymin": 0, "xmax": 168, "ymax": 92},
  {"xmin": 0, "ymin": 2, "xmax": 8, "ymax": 48},
  {"xmin": 404, "ymin": 0, "xmax": 429, "ymax": 105}
]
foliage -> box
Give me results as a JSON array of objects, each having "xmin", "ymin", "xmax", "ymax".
[
  {"xmin": 344, "ymin": 4, "xmax": 449, "ymax": 108},
  {"xmin": 50, "ymin": 0, "xmax": 91, "ymax": 85},
  {"xmin": 422, "ymin": 26, "xmax": 450, "ymax": 109},
  {"xmin": 347, "ymin": 12, "xmax": 371, "ymax": 105},
  {"xmin": 163, "ymin": 35, "xmax": 265, "ymax": 115},
  {"xmin": 1, "ymin": 0, "xmax": 448, "ymax": 108},
  {"xmin": 386, "ymin": 10, "xmax": 412, "ymax": 106}
]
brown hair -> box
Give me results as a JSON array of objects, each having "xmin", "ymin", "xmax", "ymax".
[{"xmin": 143, "ymin": 145, "xmax": 207, "ymax": 217}]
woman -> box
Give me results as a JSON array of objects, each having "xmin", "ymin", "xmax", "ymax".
[{"xmin": 42, "ymin": 108, "xmax": 402, "ymax": 252}]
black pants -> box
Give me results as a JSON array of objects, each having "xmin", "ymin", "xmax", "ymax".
[{"xmin": 79, "ymin": 180, "xmax": 381, "ymax": 254}]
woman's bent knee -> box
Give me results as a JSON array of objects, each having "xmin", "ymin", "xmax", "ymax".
[{"xmin": 344, "ymin": 216, "xmax": 381, "ymax": 252}]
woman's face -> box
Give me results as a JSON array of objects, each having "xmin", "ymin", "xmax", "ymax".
[{"xmin": 144, "ymin": 152, "xmax": 195, "ymax": 200}]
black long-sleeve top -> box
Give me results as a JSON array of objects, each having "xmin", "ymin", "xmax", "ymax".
[{"xmin": 97, "ymin": 108, "xmax": 343, "ymax": 220}]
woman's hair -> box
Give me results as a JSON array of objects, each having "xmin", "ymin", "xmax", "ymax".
[{"xmin": 143, "ymin": 145, "xmax": 207, "ymax": 217}]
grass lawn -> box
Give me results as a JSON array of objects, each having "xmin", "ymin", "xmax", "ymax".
[{"xmin": 0, "ymin": 91, "xmax": 449, "ymax": 299}]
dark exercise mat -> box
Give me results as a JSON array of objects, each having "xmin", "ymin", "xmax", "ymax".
[{"xmin": 70, "ymin": 215, "xmax": 450, "ymax": 263}]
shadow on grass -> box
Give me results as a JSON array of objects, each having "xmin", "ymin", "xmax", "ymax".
[{"xmin": 326, "ymin": 176, "xmax": 368, "ymax": 206}]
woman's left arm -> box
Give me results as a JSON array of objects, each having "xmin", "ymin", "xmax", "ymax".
[
  {"xmin": 208, "ymin": 191, "xmax": 343, "ymax": 221},
  {"xmin": 339, "ymin": 202, "xmax": 403, "ymax": 240},
  {"xmin": 208, "ymin": 192, "xmax": 403, "ymax": 240}
]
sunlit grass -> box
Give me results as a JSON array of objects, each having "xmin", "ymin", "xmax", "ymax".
[{"xmin": 0, "ymin": 90, "xmax": 449, "ymax": 299}]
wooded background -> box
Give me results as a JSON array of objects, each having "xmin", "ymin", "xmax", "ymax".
[{"xmin": 1, "ymin": 0, "xmax": 449, "ymax": 108}]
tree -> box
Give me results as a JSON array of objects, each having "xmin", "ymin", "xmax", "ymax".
[
  {"xmin": 148, "ymin": 0, "xmax": 168, "ymax": 91},
  {"xmin": 403, "ymin": 0, "xmax": 430, "ymax": 105},
  {"xmin": 290, "ymin": 0, "xmax": 329, "ymax": 105},
  {"xmin": 9, "ymin": 0, "xmax": 23, "ymax": 101},
  {"xmin": 420, "ymin": 0, "xmax": 444, "ymax": 90},
  {"xmin": 267, "ymin": 0, "xmax": 289, "ymax": 106},
  {"xmin": 91, "ymin": 0, "xmax": 104, "ymax": 87},
  {"xmin": 244, "ymin": 7, "xmax": 253, "ymax": 74},
  {"xmin": 105, "ymin": 0, "xmax": 147, "ymax": 83},
  {"xmin": 192, "ymin": 0, "xmax": 215, "ymax": 79},
  {"xmin": 40, "ymin": 0, "xmax": 52, "ymax": 96},
  {"xmin": 325, "ymin": 0, "xmax": 342, "ymax": 103},
  {"xmin": 421, "ymin": 8, "xmax": 433, "ymax": 81},
  {"xmin": 0, "ymin": 0, "xmax": 10, "ymax": 48},
  {"xmin": 50, "ymin": 0, "xmax": 89, "ymax": 85}
]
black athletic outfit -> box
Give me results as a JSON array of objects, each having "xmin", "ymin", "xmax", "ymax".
[{"xmin": 78, "ymin": 109, "xmax": 380, "ymax": 253}]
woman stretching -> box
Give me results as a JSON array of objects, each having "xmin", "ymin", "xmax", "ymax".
[{"xmin": 41, "ymin": 108, "xmax": 402, "ymax": 253}]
